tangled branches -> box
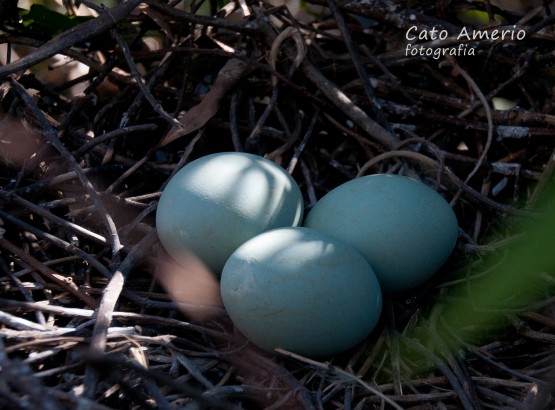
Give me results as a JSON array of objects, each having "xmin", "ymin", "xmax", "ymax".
[{"xmin": 1, "ymin": 0, "xmax": 555, "ymax": 408}]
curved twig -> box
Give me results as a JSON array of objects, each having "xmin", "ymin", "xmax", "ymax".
[
  {"xmin": 0, "ymin": 0, "xmax": 143, "ymax": 78},
  {"xmin": 357, "ymin": 150, "xmax": 517, "ymax": 214},
  {"xmin": 8, "ymin": 78, "xmax": 123, "ymax": 260}
]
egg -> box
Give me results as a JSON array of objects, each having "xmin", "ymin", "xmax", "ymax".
[
  {"xmin": 304, "ymin": 174, "xmax": 458, "ymax": 293},
  {"xmin": 156, "ymin": 152, "xmax": 304, "ymax": 273},
  {"xmin": 220, "ymin": 227, "xmax": 382, "ymax": 357}
]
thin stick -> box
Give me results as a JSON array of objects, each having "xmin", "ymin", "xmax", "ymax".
[
  {"xmin": 254, "ymin": 12, "xmax": 399, "ymax": 149},
  {"xmin": 110, "ymin": 28, "xmax": 180, "ymax": 129},
  {"xmin": 0, "ymin": 190, "xmax": 106, "ymax": 245},
  {"xmin": 8, "ymin": 78, "xmax": 123, "ymax": 262},
  {"xmin": 0, "ymin": 209, "xmax": 113, "ymax": 278},
  {"xmin": 275, "ymin": 348, "xmax": 404, "ymax": 410},
  {"xmin": 326, "ymin": 0, "xmax": 391, "ymax": 131},
  {"xmin": 0, "ymin": 0, "xmax": 143, "ymax": 77},
  {"xmin": 401, "ymin": 337, "xmax": 476, "ymax": 410},
  {"xmin": 72, "ymin": 124, "xmax": 158, "ymax": 159},
  {"xmin": 446, "ymin": 57, "xmax": 494, "ymax": 186},
  {"xmin": 0, "ymin": 238, "xmax": 98, "ymax": 308},
  {"xmin": 84, "ymin": 230, "xmax": 158, "ymax": 395},
  {"xmin": 356, "ymin": 150, "xmax": 516, "ymax": 214}
]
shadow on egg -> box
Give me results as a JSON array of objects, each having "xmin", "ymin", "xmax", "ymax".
[{"xmin": 156, "ymin": 152, "xmax": 304, "ymax": 273}]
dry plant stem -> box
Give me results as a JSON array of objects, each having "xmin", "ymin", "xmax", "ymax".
[
  {"xmin": 477, "ymin": 386, "xmax": 530, "ymax": 409},
  {"xmin": 300, "ymin": 160, "xmax": 318, "ymax": 206},
  {"xmin": 0, "ymin": 298, "xmax": 225, "ymax": 338},
  {"xmin": 286, "ymin": 109, "xmax": 319, "ymax": 174},
  {"xmin": 304, "ymin": 0, "xmax": 459, "ymax": 32},
  {"xmin": 86, "ymin": 352, "xmax": 241, "ymax": 410},
  {"xmin": 162, "ymin": 46, "xmax": 316, "ymax": 100},
  {"xmin": 379, "ymin": 99, "xmax": 555, "ymax": 137},
  {"xmin": 89, "ymin": 230, "xmax": 158, "ymax": 352},
  {"xmin": 72, "ymin": 124, "xmax": 158, "ymax": 159},
  {"xmin": 401, "ymin": 337, "xmax": 475, "ymax": 410},
  {"xmin": 219, "ymin": 347, "xmax": 316, "ymax": 410},
  {"xmin": 174, "ymin": 351, "xmax": 215, "ymax": 389},
  {"xmin": 0, "ymin": 0, "xmax": 143, "ymax": 78},
  {"xmin": 300, "ymin": 60, "xmax": 399, "ymax": 149},
  {"xmin": 119, "ymin": 203, "xmax": 156, "ymax": 241},
  {"xmin": 1, "ymin": 0, "xmax": 554, "ymax": 407},
  {"xmin": 511, "ymin": 315, "xmax": 555, "ymax": 344},
  {"xmin": 0, "ymin": 309, "xmax": 48, "ymax": 331},
  {"xmin": 322, "ymin": 112, "xmax": 379, "ymax": 155},
  {"xmin": 354, "ymin": 329, "xmax": 387, "ymax": 378},
  {"xmin": 0, "ymin": 339, "xmax": 62, "ymax": 410},
  {"xmin": 146, "ymin": 0, "xmax": 260, "ymax": 33},
  {"xmin": 275, "ymin": 348, "xmax": 404, "ymax": 410},
  {"xmin": 268, "ymin": 110, "xmax": 304, "ymax": 160},
  {"xmin": 0, "ymin": 209, "xmax": 112, "ymax": 278},
  {"xmin": 326, "ymin": 0, "xmax": 391, "ymax": 132},
  {"xmin": 110, "ymin": 28, "xmax": 180, "ymax": 129},
  {"xmin": 431, "ymin": 330, "xmax": 482, "ymax": 409},
  {"xmin": 474, "ymin": 176, "xmax": 491, "ymax": 242},
  {"xmin": 105, "ymin": 146, "xmax": 155, "ymax": 194},
  {"xmin": 356, "ymin": 150, "xmax": 515, "ymax": 214},
  {"xmin": 161, "ymin": 130, "xmax": 205, "ymax": 190},
  {"xmin": 0, "ymin": 190, "xmax": 106, "ymax": 245},
  {"xmin": 121, "ymin": 49, "xmax": 174, "ymax": 127},
  {"xmin": 85, "ymin": 229, "xmax": 158, "ymax": 396},
  {"xmin": 376, "ymin": 375, "xmax": 536, "ymax": 393},
  {"xmin": 393, "ymin": 135, "xmax": 446, "ymax": 188},
  {"xmin": 0, "ymin": 258, "xmax": 46, "ymax": 325},
  {"xmin": 253, "ymin": 11, "xmax": 398, "ymax": 149},
  {"xmin": 0, "ymin": 34, "xmax": 107, "ymax": 74},
  {"xmin": 446, "ymin": 57, "xmax": 494, "ymax": 186},
  {"xmin": 526, "ymin": 12, "xmax": 555, "ymax": 36},
  {"xmin": 8, "ymin": 78, "xmax": 123, "ymax": 261},
  {"xmin": 246, "ymin": 27, "xmax": 305, "ymax": 149},
  {"xmin": 483, "ymin": 0, "xmax": 494, "ymax": 22},
  {"xmin": 230, "ymin": 90, "xmax": 244, "ymax": 152},
  {"xmin": 456, "ymin": 341, "xmax": 545, "ymax": 385},
  {"xmin": 0, "ymin": 238, "xmax": 97, "ymax": 308}
]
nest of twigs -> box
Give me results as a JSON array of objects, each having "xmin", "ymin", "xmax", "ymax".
[{"xmin": 1, "ymin": 0, "xmax": 555, "ymax": 408}]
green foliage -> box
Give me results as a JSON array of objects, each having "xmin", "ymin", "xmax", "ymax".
[
  {"xmin": 455, "ymin": 9, "xmax": 507, "ymax": 26},
  {"xmin": 436, "ymin": 178, "xmax": 555, "ymax": 344},
  {"xmin": 19, "ymin": 4, "xmax": 92, "ymax": 38}
]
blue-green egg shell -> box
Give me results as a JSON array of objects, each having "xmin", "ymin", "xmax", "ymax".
[
  {"xmin": 304, "ymin": 174, "xmax": 459, "ymax": 293},
  {"xmin": 156, "ymin": 152, "xmax": 304, "ymax": 274},
  {"xmin": 220, "ymin": 227, "xmax": 383, "ymax": 358}
]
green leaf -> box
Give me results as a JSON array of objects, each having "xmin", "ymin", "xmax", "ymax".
[
  {"xmin": 430, "ymin": 178, "xmax": 555, "ymax": 344},
  {"xmin": 456, "ymin": 9, "xmax": 507, "ymax": 26},
  {"xmin": 19, "ymin": 4, "xmax": 93, "ymax": 38}
]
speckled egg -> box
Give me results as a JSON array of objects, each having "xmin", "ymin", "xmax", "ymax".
[
  {"xmin": 156, "ymin": 152, "xmax": 304, "ymax": 274},
  {"xmin": 220, "ymin": 227, "xmax": 382, "ymax": 357},
  {"xmin": 304, "ymin": 174, "xmax": 458, "ymax": 293}
]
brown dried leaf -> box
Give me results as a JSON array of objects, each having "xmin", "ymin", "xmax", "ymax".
[{"xmin": 160, "ymin": 58, "xmax": 253, "ymax": 146}]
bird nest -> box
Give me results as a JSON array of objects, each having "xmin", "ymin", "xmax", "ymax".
[{"xmin": 1, "ymin": 0, "xmax": 555, "ymax": 408}]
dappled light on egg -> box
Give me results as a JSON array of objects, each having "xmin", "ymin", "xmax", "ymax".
[
  {"xmin": 156, "ymin": 152, "xmax": 304, "ymax": 273},
  {"xmin": 154, "ymin": 248, "xmax": 224, "ymax": 322}
]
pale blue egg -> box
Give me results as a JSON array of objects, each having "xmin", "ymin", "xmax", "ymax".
[
  {"xmin": 156, "ymin": 152, "xmax": 304, "ymax": 274},
  {"xmin": 220, "ymin": 227, "xmax": 383, "ymax": 357},
  {"xmin": 304, "ymin": 174, "xmax": 458, "ymax": 293}
]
